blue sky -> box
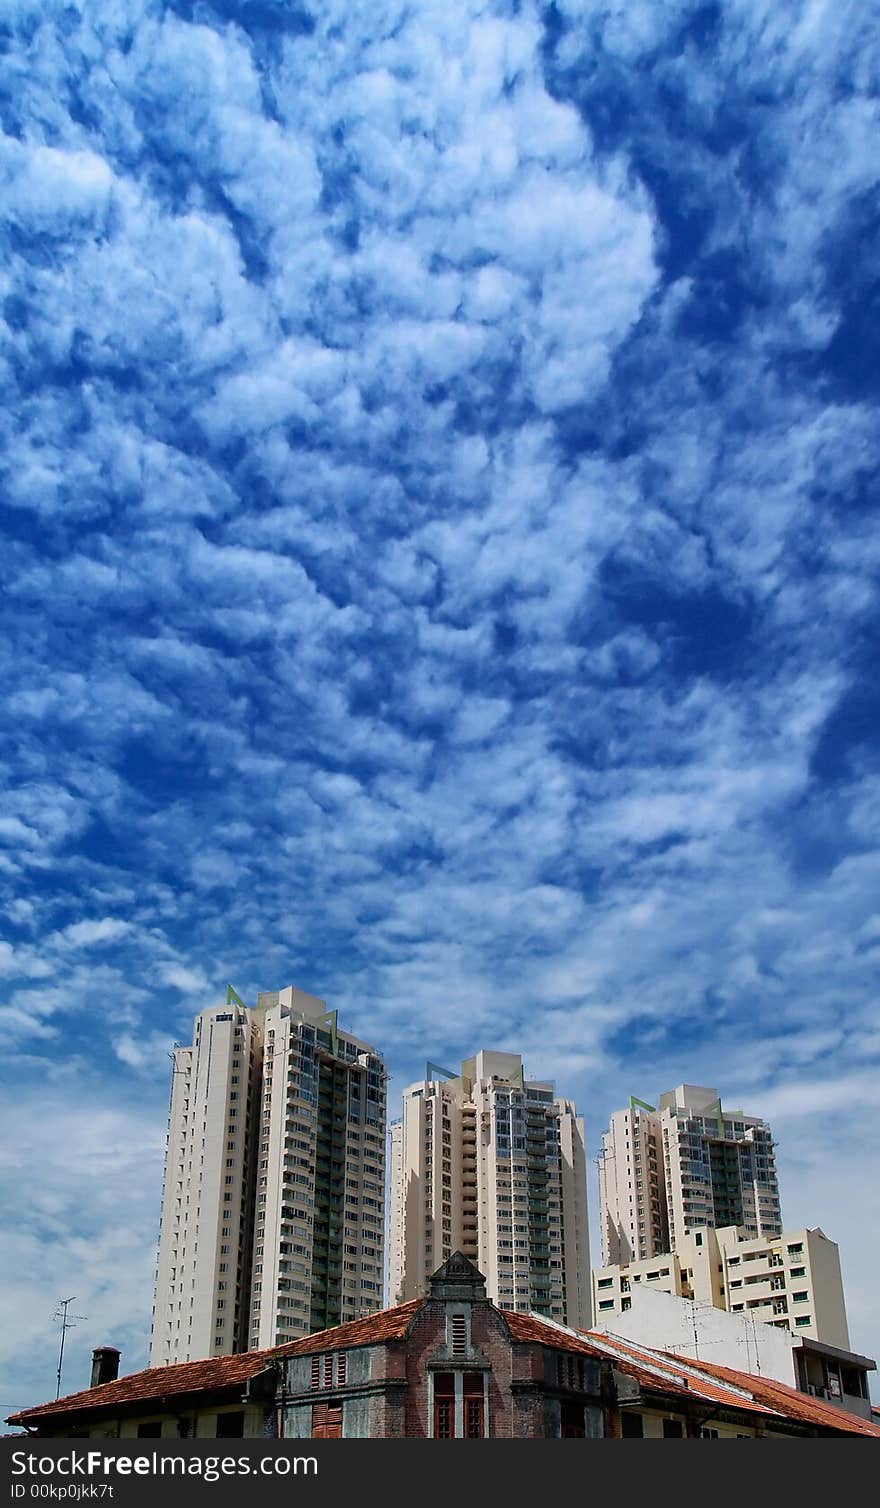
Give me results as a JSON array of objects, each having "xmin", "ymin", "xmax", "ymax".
[{"xmin": 1, "ymin": 0, "xmax": 879, "ymax": 1412}]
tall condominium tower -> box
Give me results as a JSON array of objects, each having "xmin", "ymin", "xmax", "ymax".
[
  {"xmin": 597, "ymin": 1084, "xmax": 781, "ymax": 1267},
  {"xmin": 150, "ymin": 995, "xmax": 263, "ymax": 1366},
  {"xmin": 248, "ymin": 988, "xmax": 386, "ymax": 1349},
  {"xmin": 150, "ymin": 985, "xmax": 386, "ymax": 1367},
  {"xmin": 390, "ymin": 1050, "xmax": 591, "ymax": 1328},
  {"xmin": 597, "ymin": 1099, "xmax": 668, "ymax": 1266}
]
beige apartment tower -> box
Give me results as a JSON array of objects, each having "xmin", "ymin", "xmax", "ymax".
[
  {"xmin": 598, "ymin": 1084, "xmax": 781, "ymax": 1267},
  {"xmin": 390, "ymin": 1050, "xmax": 591, "ymax": 1328},
  {"xmin": 150, "ymin": 986, "xmax": 386, "ymax": 1366},
  {"xmin": 592, "ymin": 1224, "xmax": 851, "ymax": 1350},
  {"xmin": 150, "ymin": 995, "xmax": 263, "ymax": 1366}
]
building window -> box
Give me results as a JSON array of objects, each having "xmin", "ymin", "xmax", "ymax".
[
  {"xmin": 311, "ymin": 1403, "xmax": 342, "ymax": 1439},
  {"xmin": 215, "ymin": 1412, "xmax": 244, "ymax": 1438},
  {"xmin": 621, "ymin": 1412, "xmax": 644, "ymax": 1437},
  {"xmin": 560, "ymin": 1401, "xmax": 585, "ymax": 1438},
  {"xmin": 662, "ymin": 1418, "xmax": 684, "ymax": 1437},
  {"xmin": 434, "ymin": 1373, "xmax": 454, "ymax": 1438},
  {"xmin": 464, "ymin": 1375, "xmax": 484, "ymax": 1438},
  {"xmin": 136, "ymin": 1422, "xmax": 162, "ymax": 1438},
  {"xmin": 432, "ymin": 1371, "xmax": 486, "ymax": 1438}
]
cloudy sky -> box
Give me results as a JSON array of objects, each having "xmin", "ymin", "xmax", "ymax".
[{"xmin": 2, "ymin": 0, "xmax": 879, "ymax": 1413}]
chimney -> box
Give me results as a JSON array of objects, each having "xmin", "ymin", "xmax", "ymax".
[{"xmin": 90, "ymin": 1348, "xmax": 121, "ymax": 1388}]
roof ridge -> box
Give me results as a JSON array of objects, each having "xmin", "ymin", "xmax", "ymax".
[{"xmin": 595, "ymin": 1334, "xmax": 761, "ymax": 1404}]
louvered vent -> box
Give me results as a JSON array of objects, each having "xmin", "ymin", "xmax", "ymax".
[{"xmin": 451, "ymin": 1313, "xmax": 467, "ymax": 1355}]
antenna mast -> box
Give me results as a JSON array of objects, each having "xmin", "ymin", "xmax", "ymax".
[{"xmin": 52, "ymin": 1296, "xmax": 87, "ymax": 1399}]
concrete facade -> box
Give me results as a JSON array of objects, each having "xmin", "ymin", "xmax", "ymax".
[
  {"xmin": 151, "ymin": 985, "xmax": 386, "ymax": 1366},
  {"xmin": 598, "ymin": 1085, "xmax": 781, "ymax": 1267},
  {"xmin": 151, "ymin": 999, "xmax": 264, "ymax": 1365},
  {"xmin": 390, "ymin": 1051, "xmax": 591, "ymax": 1328},
  {"xmin": 594, "ymin": 1284, "xmax": 800, "ymax": 1381},
  {"xmin": 593, "ymin": 1225, "xmax": 853, "ymax": 1351},
  {"xmin": 247, "ymin": 987, "xmax": 386, "ymax": 1348}
]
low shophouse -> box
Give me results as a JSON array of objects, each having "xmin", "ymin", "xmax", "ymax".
[{"xmin": 9, "ymin": 1256, "xmax": 879, "ymax": 1440}]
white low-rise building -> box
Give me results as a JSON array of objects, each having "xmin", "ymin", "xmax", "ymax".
[{"xmin": 592, "ymin": 1283, "xmax": 876, "ymax": 1421}]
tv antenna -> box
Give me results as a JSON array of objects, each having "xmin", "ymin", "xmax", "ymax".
[{"xmin": 52, "ymin": 1296, "xmax": 87, "ymax": 1399}]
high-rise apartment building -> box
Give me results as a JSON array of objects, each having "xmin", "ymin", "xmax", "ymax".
[
  {"xmin": 151, "ymin": 996, "xmax": 263, "ymax": 1366},
  {"xmin": 597, "ymin": 1084, "xmax": 781, "ymax": 1267},
  {"xmin": 390, "ymin": 1050, "xmax": 591, "ymax": 1328},
  {"xmin": 597, "ymin": 1099, "xmax": 667, "ymax": 1266},
  {"xmin": 150, "ymin": 985, "xmax": 386, "ymax": 1366},
  {"xmin": 248, "ymin": 988, "xmax": 386, "ymax": 1349}
]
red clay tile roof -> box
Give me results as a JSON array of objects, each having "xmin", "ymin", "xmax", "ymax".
[
  {"xmin": 594, "ymin": 1330, "xmax": 880, "ymax": 1436},
  {"xmin": 658, "ymin": 1351, "xmax": 880, "ymax": 1439},
  {"xmin": 277, "ymin": 1298, "xmax": 424, "ymax": 1357},
  {"xmin": 7, "ymin": 1349, "xmax": 279, "ymax": 1425},
  {"xmin": 8, "ymin": 1300, "xmax": 425, "ymax": 1425},
  {"xmin": 502, "ymin": 1312, "xmax": 605, "ymax": 1355},
  {"xmin": 503, "ymin": 1314, "xmax": 761, "ymax": 1409},
  {"xmin": 588, "ymin": 1332, "xmax": 767, "ymax": 1405},
  {"xmin": 506, "ymin": 1313, "xmax": 880, "ymax": 1437}
]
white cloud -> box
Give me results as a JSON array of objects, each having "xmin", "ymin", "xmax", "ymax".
[
  {"xmin": 158, "ymin": 963, "xmax": 211, "ymax": 995},
  {"xmin": 112, "ymin": 1031, "xmax": 176, "ymax": 1073},
  {"xmin": 1, "ymin": 138, "xmax": 114, "ymax": 232},
  {"xmin": 54, "ymin": 919, "xmax": 131, "ymax": 949},
  {"xmin": 1, "ymin": 0, "xmax": 878, "ymax": 1409}
]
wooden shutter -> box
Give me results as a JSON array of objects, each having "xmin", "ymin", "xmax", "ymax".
[{"xmin": 312, "ymin": 1403, "xmax": 343, "ymax": 1439}]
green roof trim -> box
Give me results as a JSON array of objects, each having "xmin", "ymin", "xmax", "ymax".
[
  {"xmin": 318, "ymin": 1008, "xmax": 339, "ymax": 1056},
  {"xmin": 426, "ymin": 1060, "xmax": 457, "ymax": 1082}
]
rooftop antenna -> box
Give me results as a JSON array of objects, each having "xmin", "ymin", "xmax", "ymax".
[{"xmin": 53, "ymin": 1296, "xmax": 87, "ymax": 1399}]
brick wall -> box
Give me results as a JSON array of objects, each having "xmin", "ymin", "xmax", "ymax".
[{"xmin": 401, "ymin": 1299, "xmax": 534, "ymax": 1438}]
